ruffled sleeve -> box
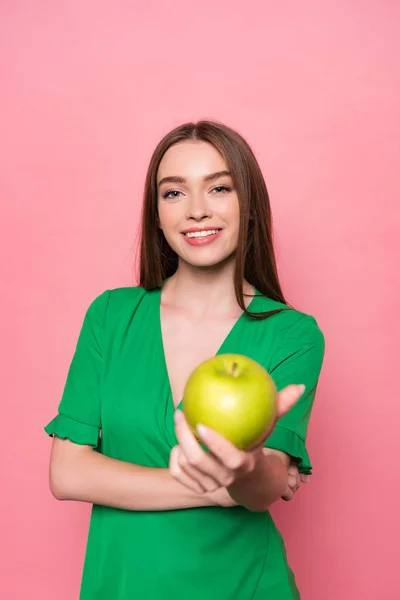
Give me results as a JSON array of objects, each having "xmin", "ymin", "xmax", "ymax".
[
  {"xmin": 44, "ymin": 290, "xmax": 110, "ymax": 449},
  {"xmin": 265, "ymin": 314, "xmax": 325, "ymax": 475}
]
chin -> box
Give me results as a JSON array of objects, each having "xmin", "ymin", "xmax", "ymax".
[{"xmin": 180, "ymin": 249, "xmax": 236, "ymax": 269}]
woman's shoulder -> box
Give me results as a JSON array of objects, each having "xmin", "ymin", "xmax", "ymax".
[
  {"xmin": 107, "ymin": 285, "xmax": 157, "ymax": 310},
  {"xmin": 85, "ymin": 286, "xmax": 154, "ymax": 319},
  {"xmin": 107, "ymin": 285, "xmax": 149, "ymax": 304},
  {"xmin": 253, "ymin": 293, "xmax": 325, "ymax": 349}
]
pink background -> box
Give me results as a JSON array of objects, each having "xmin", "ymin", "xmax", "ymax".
[{"xmin": 1, "ymin": 1, "xmax": 399, "ymax": 598}]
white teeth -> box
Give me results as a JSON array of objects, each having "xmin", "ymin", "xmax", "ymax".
[{"xmin": 185, "ymin": 229, "xmax": 220, "ymax": 238}]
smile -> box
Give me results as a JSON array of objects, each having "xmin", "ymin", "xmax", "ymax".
[
  {"xmin": 184, "ymin": 229, "xmax": 220, "ymax": 238},
  {"xmin": 181, "ymin": 228, "xmax": 223, "ymax": 246}
]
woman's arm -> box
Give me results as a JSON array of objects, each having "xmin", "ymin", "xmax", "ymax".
[
  {"xmin": 228, "ymin": 448, "xmax": 306, "ymax": 507},
  {"xmin": 226, "ymin": 449, "xmax": 290, "ymax": 512},
  {"xmin": 49, "ymin": 437, "xmax": 233, "ymax": 511}
]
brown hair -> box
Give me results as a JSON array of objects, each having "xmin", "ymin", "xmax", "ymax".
[{"xmin": 138, "ymin": 120, "xmax": 291, "ymax": 319}]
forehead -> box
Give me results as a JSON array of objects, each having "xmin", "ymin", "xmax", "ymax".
[{"xmin": 157, "ymin": 140, "xmax": 228, "ymax": 180}]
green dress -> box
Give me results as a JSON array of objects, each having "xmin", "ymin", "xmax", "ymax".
[{"xmin": 44, "ymin": 285, "xmax": 325, "ymax": 599}]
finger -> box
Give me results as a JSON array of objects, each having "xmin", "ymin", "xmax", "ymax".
[
  {"xmin": 276, "ymin": 384, "xmax": 305, "ymax": 419},
  {"xmin": 287, "ymin": 473, "xmax": 298, "ymax": 491},
  {"xmin": 287, "ymin": 466, "xmax": 301, "ymax": 492},
  {"xmin": 281, "ymin": 486, "xmax": 294, "ymax": 501},
  {"xmin": 300, "ymin": 474, "xmax": 310, "ymax": 484},
  {"xmin": 288, "ymin": 477, "xmax": 300, "ymax": 496},
  {"xmin": 169, "ymin": 446, "xmax": 206, "ymax": 494},
  {"xmin": 256, "ymin": 386, "xmax": 306, "ymax": 446},
  {"xmin": 287, "ymin": 464, "xmax": 299, "ymax": 477},
  {"xmin": 174, "ymin": 411, "xmax": 233, "ymax": 486},
  {"xmin": 174, "ymin": 410, "xmax": 207, "ymax": 463},
  {"xmin": 178, "ymin": 450, "xmax": 220, "ymax": 492},
  {"xmin": 196, "ymin": 424, "xmax": 253, "ymax": 475}
]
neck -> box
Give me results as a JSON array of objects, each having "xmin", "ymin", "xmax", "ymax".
[{"xmin": 162, "ymin": 258, "xmax": 254, "ymax": 318}]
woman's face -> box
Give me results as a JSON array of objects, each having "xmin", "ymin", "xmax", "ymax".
[{"xmin": 157, "ymin": 140, "xmax": 240, "ymax": 268}]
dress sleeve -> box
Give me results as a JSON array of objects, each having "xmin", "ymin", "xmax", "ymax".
[
  {"xmin": 265, "ymin": 314, "xmax": 325, "ymax": 474},
  {"xmin": 44, "ymin": 290, "xmax": 110, "ymax": 448}
]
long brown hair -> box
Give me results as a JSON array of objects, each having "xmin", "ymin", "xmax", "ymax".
[{"xmin": 138, "ymin": 120, "xmax": 291, "ymax": 319}]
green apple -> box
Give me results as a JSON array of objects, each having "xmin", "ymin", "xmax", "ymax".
[{"xmin": 182, "ymin": 353, "xmax": 277, "ymax": 450}]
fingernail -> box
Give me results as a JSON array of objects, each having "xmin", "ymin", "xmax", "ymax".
[
  {"xmin": 197, "ymin": 424, "xmax": 209, "ymax": 439},
  {"xmin": 174, "ymin": 410, "xmax": 184, "ymax": 423},
  {"xmin": 297, "ymin": 384, "xmax": 306, "ymax": 395},
  {"xmin": 304, "ymin": 476, "xmax": 310, "ymax": 483}
]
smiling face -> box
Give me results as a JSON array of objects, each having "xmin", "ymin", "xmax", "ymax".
[{"xmin": 157, "ymin": 140, "xmax": 240, "ymax": 268}]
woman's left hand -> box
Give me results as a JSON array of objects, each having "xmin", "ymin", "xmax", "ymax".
[
  {"xmin": 281, "ymin": 465, "xmax": 309, "ymax": 501},
  {"xmin": 170, "ymin": 383, "xmax": 305, "ymax": 494}
]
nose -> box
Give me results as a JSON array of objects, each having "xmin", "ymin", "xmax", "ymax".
[{"xmin": 186, "ymin": 192, "xmax": 212, "ymax": 221}]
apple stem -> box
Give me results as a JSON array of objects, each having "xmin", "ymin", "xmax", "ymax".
[{"xmin": 231, "ymin": 362, "xmax": 238, "ymax": 376}]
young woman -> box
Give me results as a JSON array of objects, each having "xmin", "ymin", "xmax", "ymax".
[{"xmin": 45, "ymin": 120, "xmax": 325, "ymax": 599}]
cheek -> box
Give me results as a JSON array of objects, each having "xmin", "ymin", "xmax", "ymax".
[
  {"xmin": 221, "ymin": 194, "xmax": 240, "ymax": 219},
  {"xmin": 157, "ymin": 200, "xmax": 184, "ymax": 229},
  {"xmin": 222, "ymin": 197, "xmax": 240, "ymax": 232},
  {"xmin": 157, "ymin": 203, "xmax": 172, "ymax": 231}
]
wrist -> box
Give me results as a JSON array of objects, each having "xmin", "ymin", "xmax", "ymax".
[
  {"xmin": 237, "ymin": 448, "xmax": 265, "ymax": 483},
  {"xmin": 225, "ymin": 449, "xmax": 263, "ymax": 491},
  {"xmin": 206, "ymin": 487, "xmax": 238, "ymax": 508},
  {"xmin": 226, "ymin": 450, "xmax": 270, "ymax": 510}
]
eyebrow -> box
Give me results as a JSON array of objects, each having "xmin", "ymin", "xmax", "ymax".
[{"xmin": 158, "ymin": 170, "xmax": 232, "ymax": 187}]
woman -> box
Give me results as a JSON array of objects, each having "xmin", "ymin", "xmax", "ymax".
[{"xmin": 45, "ymin": 120, "xmax": 325, "ymax": 599}]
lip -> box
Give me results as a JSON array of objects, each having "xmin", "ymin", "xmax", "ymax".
[{"xmin": 181, "ymin": 227, "xmax": 223, "ymax": 246}]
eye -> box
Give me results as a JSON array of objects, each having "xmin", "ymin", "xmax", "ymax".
[
  {"xmin": 212, "ymin": 185, "xmax": 232, "ymax": 194},
  {"xmin": 162, "ymin": 189, "xmax": 182, "ymax": 199}
]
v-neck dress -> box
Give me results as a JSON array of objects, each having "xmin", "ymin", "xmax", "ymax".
[{"xmin": 44, "ymin": 285, "xmax": 325, "ymax": 600}]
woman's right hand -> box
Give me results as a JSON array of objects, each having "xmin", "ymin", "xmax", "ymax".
[{"xmin": 169, "ymin": 443, "xmax": 237, "ymax": 507}]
